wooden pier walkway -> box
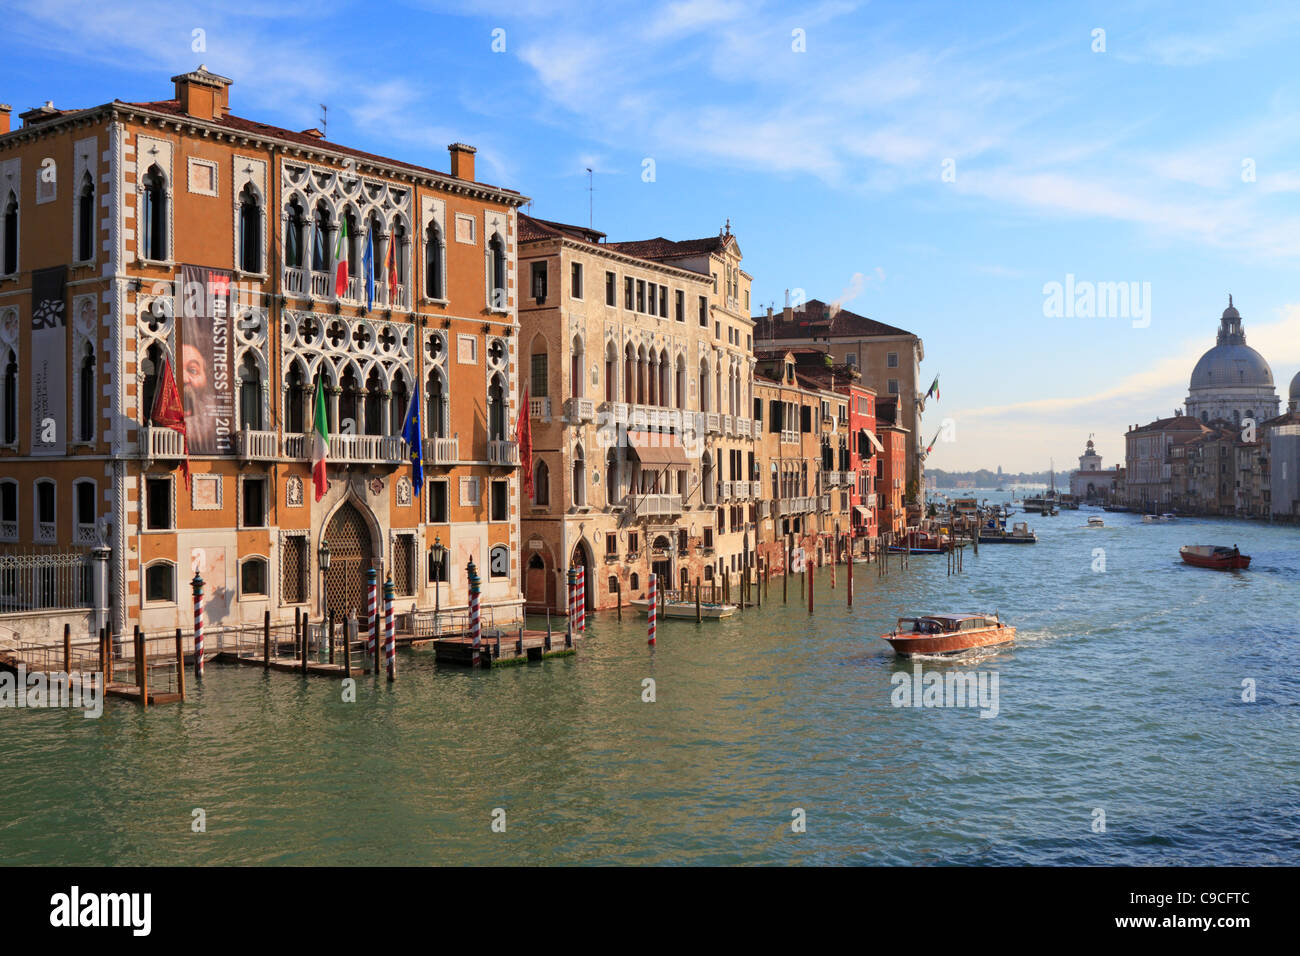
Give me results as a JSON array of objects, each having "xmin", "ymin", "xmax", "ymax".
[{"xmin": 432, "ymin": 628, "xmax": 578, "ymax": 668}]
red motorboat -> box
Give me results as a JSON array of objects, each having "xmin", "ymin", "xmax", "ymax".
[
  {"xmin": 881, "ymin": 613, "xmax": 1015, "ymax": 657},
  {"xmin": 1179, "ymin": 545, "xmax": 1251, "ymax": 571}
]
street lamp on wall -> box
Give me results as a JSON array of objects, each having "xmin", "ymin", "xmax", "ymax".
[
  {"xmin": 431, "ymin": 534, "xmax": 446, "ymax": 632},
  {"xmin": 318, "ymin": 541, "xmax": 331, "ymax": 617}
]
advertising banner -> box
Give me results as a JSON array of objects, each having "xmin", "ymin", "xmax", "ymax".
[
  {"xmin": 180, "ymin": 264, "xmax": 235, "ymax": 455},
  {"xmin": 30, "ymin": 265, "xmax": 67, "ymax": 456}
]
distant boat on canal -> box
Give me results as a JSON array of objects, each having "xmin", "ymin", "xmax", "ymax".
[
  {"xmin": 631, "ymin": 598, "xmax": 739, "ymax": 620},
  {"xmin": 979, "ymin": 520, "xmax": 1038, "ymax": 544},
  {"xmin": 1179, "ymin": 545, "xmax": 1251, "ymax": 570},
  {"xmin": 881, "ymin": 613, "xmax": 1016, "ymax": 657}
]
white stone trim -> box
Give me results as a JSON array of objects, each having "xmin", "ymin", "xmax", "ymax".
[{"xmin": 187, "ymin": 156, "xmax": 220, "ymax": 196}]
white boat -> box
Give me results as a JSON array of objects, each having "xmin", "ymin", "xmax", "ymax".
[
  {"xmin": 1161, "ymin": 513, "xmax": 1177, "ymax": 521},
  {"xmin": 1086, "ymin": 516, "xmax": 1104, "ymax": 528},
  {"xmin": 1143, "ymin": 514, "xmax": 1175, "ymax": 523},
  {"xmin": 631, "ymin": 599, "xmax": 739, "ymax": 620}
]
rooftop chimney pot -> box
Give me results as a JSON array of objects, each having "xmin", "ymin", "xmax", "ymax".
[{"xmin": 448, "ymin": 142, "xmax": 476, "ymax": 181}]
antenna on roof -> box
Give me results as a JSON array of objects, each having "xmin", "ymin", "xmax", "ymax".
[
  {"xmin": 587, "ymin": 167, "xmax": 593, "ymax": 229},
  {"xmin": 319, "ymin": 104, "xmax": 327, "ymax": 139}
]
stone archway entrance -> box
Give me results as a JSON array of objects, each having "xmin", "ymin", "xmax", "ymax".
[
  {"xmin": 323, "ymin": 499, "xmax": 374, "ymax": 618},
  {"xmin": 651, "ymin": 535, "xmax": 674, "ymax": 594},
  {"xmin": 570, "ymin": 540, "xmax": 595, "ymax": 614}
]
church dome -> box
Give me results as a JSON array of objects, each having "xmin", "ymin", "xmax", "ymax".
[
  {"xmin": 1290, "ymin": 369, "xmax": 1300, "ymax": 402},
  {"xmin": 1188, "ymin": 295, "xmax": 1274, "ymax": 391}
]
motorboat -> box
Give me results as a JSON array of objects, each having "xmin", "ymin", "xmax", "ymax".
[
  {"xmin": 1086, "ymin": 516, "xmax": 1105, "ymax": 528},
  {"xmin": 630, "ymin": 598, "xmax": 739, "ymax": 619},
  {"xmin": 979, "ymin": 520, "xmax": 1037, "ymax": 544},
  {"xmin": 1179, "ymin": 545, "xmax": 1250, "ymax": 570},
  {"xmin": 881, "ymin": 613, "xmax": 1016, "ymax": 657}
]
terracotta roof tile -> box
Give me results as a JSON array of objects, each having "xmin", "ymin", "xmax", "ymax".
[{"xmin": 752, "ymin": 298, "xmax": 914, "ymax": 339}]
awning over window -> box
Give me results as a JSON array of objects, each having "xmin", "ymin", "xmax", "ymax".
[
  {"xmin": 853, "ymin": 505, "xmax": 872, "ymax": 522},
  {"xmin": 626, "ymin": 430, "xmax": 690, "ymax": 467},
  {"xmin": 861, "ymin": 429, "xmax": 885, "ymax": 454}
]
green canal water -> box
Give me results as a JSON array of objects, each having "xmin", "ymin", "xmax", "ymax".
[{"xmin": 2, "ymin": 498, "xmax": 1298, "ymax": 865}]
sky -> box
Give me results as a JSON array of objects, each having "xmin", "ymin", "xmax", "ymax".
[{"xmin": 4, "ymin": 0, "xmax": 1300, "ymax": 471}]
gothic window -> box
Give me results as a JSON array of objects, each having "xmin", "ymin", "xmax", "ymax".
[
  {"xmin": 426, "ymin": 369, "xmax": 447, "ymax": 438},
  {"xmin": 1, "ymin": 191, "xmax": 16, "ymax": 274},
  {"xmin": 489, "ymin": 232, "xmax": 507, "ymax": 308},
  {"xmin": 286, "ymin": 361, "xmax": 306, "ymax": 434},
  {"xmin": 487, "ymin": 373, "xmax": 507, "ymax": 442},
  {"xmin": 363, "ymin": 367, "xmax": 383, "ymax": 435},
  {"xmin": 285, "ymin": 198, "xmax": 306, "ymax": 269},
  {"xmin": 425, "ymin": 221, "xmax": 445, "ymax": 299},
  {"xmin": 572, "ymin": 444, "xmax": 587, "ymax": 506},
  {"xmin": 1, "ymin": 348, "xmax": 16, "ymax": 444},
  {"xmin": 390, "ymin": 370, "xmax": 409, "ymax": 436},
  {"xmin": 141, "ymin": 165, "xmax": 167, "ymax": 261},
  {"xmin": 238, "ymin": 185, "xmax": 262, "ymax": 273},
  {"xmin": 533, "ymin": 459, "xmax": 550, "ymax": 505},
  {"xmin": 311, "ymin": 202, "xmax": 331, "ymax": 273},
  {"xmin": 77, "ymin": 173, "xmax": 94, "ymax": 262},
  {"xmin": 140, "ymin": 342, "xmax": 163, "ymax": 425},
  {"xmin": 237, "ymin": 352, "xmax": 262, "ymax": 430},
  {"xmin": 77, "ymin": 341, "xmax": 95, "ymax": 442}
]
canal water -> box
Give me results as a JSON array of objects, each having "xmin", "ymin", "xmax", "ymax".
[{"xmin": 2, "ymin": 495, "xmax": 1298, "ymax": 865}]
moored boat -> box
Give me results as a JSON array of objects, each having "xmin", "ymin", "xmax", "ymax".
[
  {"xmin": 1086, "ymin": 516, "xmax": 1105, "ymax": 528},
  {"xmin": 1179, "ymin": 545, "xmax": 1250, "ymax": 570},
  {"xmin": 979, "ymin": 520, "xmax": 1037, "ymax": 544},
  {"xmin": 630, "ymin": 599, "xmax": 739, "ymax": 619},
  {"xmin": 881, "ymin": 613, "xmax": 1016, "ymax": 657}
]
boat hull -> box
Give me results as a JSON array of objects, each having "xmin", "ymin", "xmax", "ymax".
[
  {"xmin": 882, "ymin": 625, "xmax": 1016, "ymax": 657},
  {"xmin": 1179, "ymin": 548, "xmax": 1250, "ymax": 570}
]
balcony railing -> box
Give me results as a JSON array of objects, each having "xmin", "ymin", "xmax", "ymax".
[
  {"xmin": 627, "ymin": 493, "xmax": 683, "ymax": 518},
  {"xmin": 777, "ymin": 496, "xmax": 815, "ymax": 517},
  {"xmin": 530, "ymin": 396, "xmax": 551, "ymax": 420},
  {"xmin": 425, "ymin": 436, "xmax": 459, "ymax": 465},
  {"xmin": 757, "ymin": 500, "xmax": 771, "ymax": 518},
  {"xmin": 283, "ymin": 433, "xmax": 407, "ymax": 463},
  {"xmin": 736, "ymin": 418, "xmax": 752, "ymax": 438},
  {"xmin": 723, "ymin": 414, "xmax": 734, "ymax": 436},
  {"xmin": 236, "ymin": 428, "xmax": 278, "ymax": 461},
  {"xmin": 566, "ymin": 397, "xmax": 596, "ymax": 424},
  {"xmin": 488, "ymin": 439, "xmax": 520, "ymax": 467},
  {"xmin": 780, "ymin": 429, "xmax": 799, "ymax": 445},
  {"xmin": 820, "ymin": 494, "xmax": 832, "ymax": 511},
  {"xmin": 705, "ymin": 413, "xmax": 721, "ymax": 435},
  {"xmin": 141, "ymin": 425, "xmax": 186, "ymax": 459},
  {"xmin": 721, "ymin": 480, "xmax": 734, "ymax": 500}
]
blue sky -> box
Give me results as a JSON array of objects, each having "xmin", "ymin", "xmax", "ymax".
[{"xmin": 5, "ymin": 0, "xmax": 1300, "ymax": 471}]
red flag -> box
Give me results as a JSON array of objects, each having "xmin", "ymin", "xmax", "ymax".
[
  {"xmin": 150, "ymin": 357, "xmax": 191, "ymax": 489},
  {"xmin": 516, "ymin": 386, "xmax": 534, "ymax": 501}
]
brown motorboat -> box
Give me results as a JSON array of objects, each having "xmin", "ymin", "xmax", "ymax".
[
  {"xmin": 1179, "ymin": 545, "xmax": 1251, "ymax": 571},
  {"xmin": 881, "ymin": 613, "xmax": 1016, "ymax": 657}
]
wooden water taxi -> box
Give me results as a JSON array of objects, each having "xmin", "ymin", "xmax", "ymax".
[
  {"xmin": 979, "ymin": 520, "xmax": 1037, "ymax": 544},
  {"xmin": 630, "ymin": 599, "xmax": 739, "ymax": 620},
  {"xmin": 1086, "ymin": 516, "xmax": 1105, "ymax": 528},
  {"xmin": 881, "ymin": 613, "xmax": 1016, "ymax": 657},
  {"xmin": 1179, "ymin": 545, "xmax": 1250, "ymax": 570}
]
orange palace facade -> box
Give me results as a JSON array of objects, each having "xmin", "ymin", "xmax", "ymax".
[{"xmin": 0, "ymin": 67, "xmax": 528, "ymax": 641}]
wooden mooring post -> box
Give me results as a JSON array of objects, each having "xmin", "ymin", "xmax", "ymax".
[
  {"xmin": 344, "ymin": 611, "xmax": 354, "ymax": 678},
  {"xmin": 63, "ymin": 622, "xmax": 71, "ymax": 673},
  {"xmin": 846, "ymin": 535, "xmax": 854, "ymax": 608},
  {"xmin": 98, "ymin": 627, "xmax": 107, "ymax": 684},
  {"xmin": 328, "ymin": 608, "xmax": 336, "ymax": 664},
  {"xmin": 695, "ymin": 581, "xmax": 702, "ymax": 622},
  {"xmin": 616, "ymin": 580, "xmax": 622, "ymax": 621},
  {"xmin": 134, "ymin": 626, "xmax": 147, "ymax": 709},
  {"xmin": 300, "ymin": 613, "xmax": 309, "ymax": 675},
  {"xmin": 808, "ymin": 553, "xmax": 815, "ymax": 614},
  {"xmin": 263, "ymin": 610, "xmax": 271, "ymax": 670},
  {"xmin": 175, "ymin": 628, "xmax": 185, "ymax": 701}
]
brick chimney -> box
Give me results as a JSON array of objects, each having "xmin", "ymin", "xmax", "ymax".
[
  {"xmin": 0, "ymin": 105, "xmax": 9, "ymax": 136},
  {"xmin": 170, "ymin": 65, "xmax": 233, "ymax": 121},
  {"xmin": 448, "ymin": 142, "xmax": 476, "ymax": 181}
]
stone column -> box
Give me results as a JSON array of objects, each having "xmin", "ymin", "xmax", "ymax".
[{"xmin": 91, "ymin": 545, "xmax": 111, "ymax": 638}]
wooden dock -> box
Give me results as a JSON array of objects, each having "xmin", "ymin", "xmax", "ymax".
[{"xmin": 432, "ymin": 629, "xmax": 578, "ymax": 668}]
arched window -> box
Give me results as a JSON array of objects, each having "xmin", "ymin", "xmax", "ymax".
[
  {"xmin": 344, "ymin": 210, "xmax": 359, "ymax": 278},
  {"xmin": 140, "ymin": 343, "xmax": 163, "ymax": 425},
  {"xmin": 699, "ymin": 358, "xmax": 710, "ymax": 412},
  {"xmin": 237, "ymin": 352, "xmax": 262, "ymax": 431},
  {"xmin": 606, "ymin": 447, "xmax": 619, "ymax": 503},
  {"xmin": 2, "ymin": 348, "xmax": 17, "ymax": 445},
  {"xmin": 141, "ymin": 165, "xmax": 167, "ymax": 261},
  {"xmin": 77, "ymin": 173, "xmax": 95, "ymax": 262},
  {"xmin": 285, "ymin": 198, "xmax": 306, "ymax": 269},
  {"xmin": 630, "ymin": 572, "xmax": 640, "ymax": 591},
  {"xmin": 339, "ymin": 366, "xmax": 360, "ymax": 433},
  {"xmin": 286, "ymin": 361, "xmax": 306, "ymax": 434},
  {"xmin": 533, "ymin": 459, "xmax": 550, "ymax": 505},
  {"xmin": 144, "ymin": 561, "xmax": 176, "ymax": 603},
  {"xmin": 605, "ymin": 341, "xmax": 617, "ymax": 402},
  {"xmin": 426, "ymin": 369, "xmax": 447, "ymax": 438},
  {"xmin": 238, "ymin": 185, "xmax": 262, "ymax": 273},
  {"xmin": 391, "ymin": 218, "xmax": 407, "ymax": 286},
  {"xmin": 363, "ymin": 367, "xmax": 383, "ymax": 435},
  {"xmin": 77, "ymin": 342, "xmax": 95, "ymax": 442},
  {"xmin": 702, "ymin": 453, "xmax": 715, "ymax": 504},
  {"xmin": 390, "ymin": 370, "xmax": 409, "ymax": 436},
  {"xmin": 572, "ymin": 444, "xmax": 587, "ymax": 506},
  {"xmin": 311, "ymin": 202, "xmax": 331, "ymax": 273},
  {"xmin": 571, "ymin": 335, "xmax": 584, "ymax": 399},
  {"xmin": 240, "ymin": 556, "xmax": 268, "ymax": 597},
  {"xmin": 312, "ymin": 368, "xmax": 334, "ymax": 432},
  {"xmin": 624, "ymin": 344, "xmax": 635, "ymax": 404},
  {"xmin": 676, "ymin": 355, "xmax": 687, "ymax": 410},
  {"xmin": 487, "ymin": 373, "xmax": 507, "ymax": 442},
  {"xmin": 425, "ymin": 221, "xmax": 445, "ymax": 299},
  {"xmin": 2, "ymin": 190, "xmax": 16, "ymax": 274},
  {"xmin": 489, "ymin": 232, "xmax": 507, "ymax": 308}
]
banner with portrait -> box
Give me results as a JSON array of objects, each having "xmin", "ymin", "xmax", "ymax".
[
  {"xmin": 30, "ymin": 265, "xmax": 68, "ymax": 456},
  {"xmin": 180, "ymin": 264, "xmax": 235, "ymax": 455}
]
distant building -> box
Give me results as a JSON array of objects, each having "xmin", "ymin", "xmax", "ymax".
[
  {"xmin": 1069, "ymin": 435, "xmax": 1116, "ymax": 502},
  {"xmin": 1185, "ymin": 297, "xmax": 1279, "ymax": 425}
]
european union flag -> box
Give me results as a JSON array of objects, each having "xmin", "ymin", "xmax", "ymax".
[{"xmin": 401, "ymin": 390, "xmax": 423, "ymax": 495}]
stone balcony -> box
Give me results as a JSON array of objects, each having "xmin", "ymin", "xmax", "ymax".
[
  {"xmin": 425, "ymin": 436, "xmax": 459, "ymax": 465},
  {"xmin": 488, "ymin": 439, "xmax": 520, "ymax": 467},
  {"xmin": 236, "ymin": 428, "xmax": 278, "ymax": 461},
  {"xmin": 140, "ymin": 425, "xmax": 185, "ymax": 459},
  {"xmin": 566, "ymin": 396, "xmax": 596, "ymax": 424},
  {"xmin": 284, "ymin": 432, "xmax": 407, "ymax": 464},
  {"xmin": 626, "ymin": 493, "xmax": 684, "ymax": 518}
]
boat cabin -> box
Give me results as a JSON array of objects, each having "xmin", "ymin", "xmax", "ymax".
[{"xmin": 897, "ymin": 614, "xmax": 999, "ymax": 635}]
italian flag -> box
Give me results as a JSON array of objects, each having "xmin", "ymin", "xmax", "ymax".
[
  {"xmin": 334, "ymin": 215, "xmax": 349, "ymax": 298},
  {"xmin": 311, "ymin": 380, "xmax": 329, "ymax": 502}
]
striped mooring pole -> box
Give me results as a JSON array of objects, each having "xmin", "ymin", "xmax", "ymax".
[
  {"xmin": 647, "ymin": 572, "xmax": 657, "ymax": 646},
  {"xmin": 566, "ymin": 565, "xmax": 577, "ymax": 645},
  {"xmin": 468, "ymin": 558, "xmax": 481, "ymax": 649},
  {"xmin": 365, "ymin": 567, "xmax": 378, "ymax": 671},
  {"xmin": 191, "ymin": 572, "xmax": 205, "ymax": 680},
  {"xmin": 576, "ymin": 565, "xmax": 586, "ymax": 632},
  {"xmin": 383, "ymin": 574, "xmax": 396, "ymax": 681}
]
